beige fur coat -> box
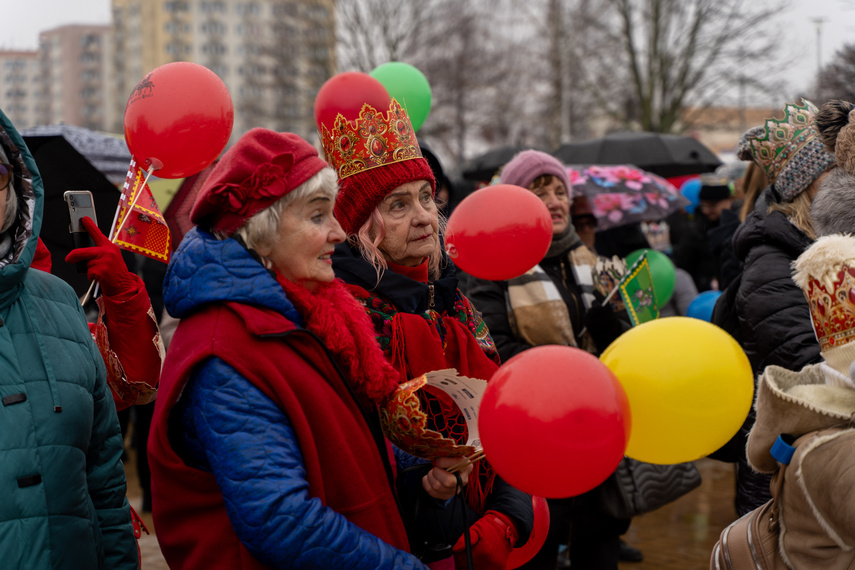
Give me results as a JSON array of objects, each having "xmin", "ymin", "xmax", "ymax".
[{"xmin": 747, "ymin": 363, "xmax": 855, "ymax": 569}]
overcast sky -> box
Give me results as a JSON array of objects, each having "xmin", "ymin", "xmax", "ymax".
[{"xmin": 2, "ymin": 0, "xmax": 853, "ymax": 105}]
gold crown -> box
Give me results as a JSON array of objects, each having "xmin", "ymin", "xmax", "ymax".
[
  {"xmin": 318, "ymin": 98, "xmax": 423, "ymax": 180},
  {"xmin": 793, "ymin": 235, "xmax": 855, "ymax": 352},
  {"xmin": 745, "ymin": 100, "xmax": 820, "ymax": 183}
]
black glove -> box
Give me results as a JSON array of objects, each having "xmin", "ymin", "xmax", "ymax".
[{"xmin": 584, "ymin": 304, "xmax": 626, "ymax": 352}]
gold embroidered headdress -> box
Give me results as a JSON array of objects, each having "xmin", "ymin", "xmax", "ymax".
[{"xmin": 738, "ymin": 100, "xmax": 835, "ymax": 202}]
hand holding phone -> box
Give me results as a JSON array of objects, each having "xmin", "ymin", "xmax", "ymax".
[
  {"xmin": 65, "ymin": 216, "xmax": 137, "ymax": 300},
  {"xmin": 64, "ymin": 191, "xmax": 98, "ymax": 272}
]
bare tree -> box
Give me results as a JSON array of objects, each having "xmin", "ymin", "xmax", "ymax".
[
  {"xmin": 577, "ymin": 0, "xmax": 781, "ymax": 133},
  {"xmin": 334, "ymin": 0, "xmax": 540, "ymax": 175},
  {"xmin": 815, "ymin": 44, "xmax": 855, "ymax": 104},
  {"xmin": 335, "ymin": 0, "xmax": 433, "ymax": 72},
  {"xmin": 415, "ymin": 0, "xmax": 544, "ymax": 173}
]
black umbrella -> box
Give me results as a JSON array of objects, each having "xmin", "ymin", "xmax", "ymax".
[
  {"xmin": 461, "ymin": 145, "xmax": 538, "ymax": 182},
  {"xmin": 21, "ymin": 124, "xmax": 131, "ymax": 184},
  {"xmin": 22, "ymin": 132, "xmax": 135, "ymax": 297},
  {"xmin": 554, "ymin": 132, "xmax": 721, "ymax": 178}
]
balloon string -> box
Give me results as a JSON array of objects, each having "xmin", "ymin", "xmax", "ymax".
[{"xmin": 80, "ymin": 164, "xmax": 155, "ymax": 307}]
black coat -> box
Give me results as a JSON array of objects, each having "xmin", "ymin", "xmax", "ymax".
[
  {"xmin": 732, "ymin": 193, "xmax": 820, "ymax": 376},
  {"xmin": 725, "ymin": 189, "xmax": 821, "ymax": 516}
]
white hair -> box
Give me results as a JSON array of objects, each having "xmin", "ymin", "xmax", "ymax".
[{"xmin": 215, "ymin": 167, "xmax": 338, "ymax": 255}]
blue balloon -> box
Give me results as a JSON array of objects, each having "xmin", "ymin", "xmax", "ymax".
[
  {"xmin": 686, "ymin": 290, "xmax": 722, "ymax": 322},
  {"xmin": 680, "ymin": 178, "xmax": 702, "ymax": 215}
]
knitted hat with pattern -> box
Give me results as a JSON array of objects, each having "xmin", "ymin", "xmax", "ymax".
[{"xmin": 737, "ymin": 100, "xmax": 835, "ymax": 202}]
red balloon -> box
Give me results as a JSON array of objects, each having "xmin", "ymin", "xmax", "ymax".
[
  {"xmin": 506, "ymin": 496, "xmax": 550, "ymax": 569},
  {"xmin": 124, "ymin": 62, "xmax": 234, "ymax": 179},
  {"xmin": 314, "ymin": 72, "xmax": 391, "ymax": 130},
  {"xmin": 479, "ymin": 346, "xmax": 631, "ymax": 498},
  {"xmin": 445, "ymin": 185, "xmax": 552, "ymax": 280}
]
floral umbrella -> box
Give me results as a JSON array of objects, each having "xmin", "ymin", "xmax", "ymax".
[{"xmin": 567, "ymin": 164, "xmax": 691, "ymax": 231}]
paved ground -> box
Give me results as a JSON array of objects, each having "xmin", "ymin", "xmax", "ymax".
[{"xmin": 126, "ymin": 449, "xmax": 736, "ymax": 569}]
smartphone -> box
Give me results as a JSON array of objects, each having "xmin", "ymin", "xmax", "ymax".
[{"xmin": 64, "ymin": 190, "xmax": 98, "ymax": 272}]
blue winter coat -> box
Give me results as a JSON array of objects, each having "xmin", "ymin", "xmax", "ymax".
[{"xmin": 0, "ymin": 110, "xmax": 137, "ymax": 568}]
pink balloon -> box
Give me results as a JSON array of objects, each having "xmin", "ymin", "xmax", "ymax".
[
  {"xmin": 479, "ymin": 346, "xmax": 631, "ymax": 498},
  {"xmin": 506, "ymin": 496, "xmax": 550, "ymax": 569},
  {"xmin": 445, "ymin": 184, "xmax": 552, "ymax": 280}
]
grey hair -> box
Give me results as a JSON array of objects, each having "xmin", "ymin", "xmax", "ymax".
[
  {"xmin": 811, "ymin": 168, "xmax": 855, "ymax": 237},
  {"xmin": 1, "ymin": 176, "xmax": 17, "ymax": 234},
  {"xmin": 215, "ymin": 167, "xmax": 338, "ymax": 255}
]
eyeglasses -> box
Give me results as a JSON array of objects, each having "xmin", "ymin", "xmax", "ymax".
[{"xmin": 0, "ymin": 163, "xmax": 11, "ymax": 192}]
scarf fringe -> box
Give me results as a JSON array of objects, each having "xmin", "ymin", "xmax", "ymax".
[{"xmin": 277, "ymin": 276, "xmax": 401, "ymax": 405}]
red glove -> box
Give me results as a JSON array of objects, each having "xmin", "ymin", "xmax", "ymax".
[
  {"xmin": 452, "ymin": 510, "xmax": 519, "ymax": 569},
  {"xmin": 65, "ymin": 216, "xmax": 137, "ymax": 301}
]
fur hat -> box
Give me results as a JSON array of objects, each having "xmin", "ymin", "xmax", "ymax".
[
  {"xmin": 191, "ymin": 128, "xmax": 328, "ymax": 234},
  {"xmin": 792, "ymin": 234, "xmax": 855, "ymax": 382},
  {"xmin": 811, "ymin": 100, "xmax": 855, "ymax": 237},
  {"xmin": 501, "ymin": 149, "xmax": 571, "ymax": 192},
  {"xmin": 737, "ymin": 100, "xmax": 835, "ymax": 202}
]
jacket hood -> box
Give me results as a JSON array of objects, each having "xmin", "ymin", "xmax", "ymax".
[
  {"xmin": 747, "ymin": 363, "xmax": 855, "ymax": 473},
  {"xmin": 331, "ymin": 240, "xmax": 459, "ymax": 314},
  {"xmin": 163, "ymin": 227, "xmax": 302, "ymax": 325},
  {"xmin": 733, "ymin": 187, "xmax": 810, "ymax": 264},
  {"xmin": 0, "ymin": 109, "xmax": 41, "ymax": 305}
]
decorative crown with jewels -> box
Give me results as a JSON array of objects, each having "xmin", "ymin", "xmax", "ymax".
[
  {"xmin": 793, "ymin": 235, "xmax": 855, "ymax": 352},
  {"xmin": 745, "ymin": 100, "xmax": 821, "ymax": 183},
  {"xmin": 318, "ymin": 98, "xmax": 423, "ymax": 180}
]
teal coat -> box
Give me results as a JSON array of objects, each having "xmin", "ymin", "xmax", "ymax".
[{"xmin": 0, "ymin": 110, "xmax": 138, "ymax": 569}]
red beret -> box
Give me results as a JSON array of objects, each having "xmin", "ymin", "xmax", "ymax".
[{"xmin": 191, "ymin": 128, "xmax": 329, "ymax": 234}]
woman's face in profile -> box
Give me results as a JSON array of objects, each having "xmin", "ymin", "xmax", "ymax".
[
  {"xmin": 257, "ymin": 189, "xmax": 346, "ymax": 291},
  {"xmin": 376, "ymin": 179, "xmax": 438, "ymax": 267}
]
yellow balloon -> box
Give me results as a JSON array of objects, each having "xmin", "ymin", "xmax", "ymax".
[{"xmin": 600, "ymin": 317, "xmax": 754, "ymax": 464}]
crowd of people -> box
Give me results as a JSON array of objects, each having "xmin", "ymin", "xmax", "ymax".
[{"xmin": 5, "ymin": 80, "xmax": 855, "ymax": 569}]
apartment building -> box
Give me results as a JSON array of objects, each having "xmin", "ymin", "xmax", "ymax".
[
  {"xmin": 0, "ymin": 51, "xmax": 41, "ymax": 129},
  {"xmin": 110, "ymin": 0, "xmax": 337, "ymax": 141},
  {"xmin": 39, "ymin": 25, "xmax": 113, "ymax": 130}
]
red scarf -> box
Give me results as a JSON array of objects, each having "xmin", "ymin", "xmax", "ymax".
[{"xmin": 276, "ymin": 275, "xmax": 402, "ymax": 406}]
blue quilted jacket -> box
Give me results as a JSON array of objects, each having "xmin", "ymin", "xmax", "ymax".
[
  {"xmin": 0, "ymin": 110, "xmax": 137, "ymax": 568},
  {"xmin": 163, "ymin": 228, "xmax": 427, "ymax": 569}
]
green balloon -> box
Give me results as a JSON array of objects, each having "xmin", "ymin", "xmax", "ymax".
[
  {"xmin": 369, "ymin": 62, "xmax": 432, "ymax": 131},
  {"xmin": 625, "ymin": 249, "xmax": 676, "ymax": 307}
]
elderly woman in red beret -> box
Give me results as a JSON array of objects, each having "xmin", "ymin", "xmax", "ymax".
[
  {"xmin": 147, "ymin": 129, "xmax": 470, "ymax": 569},
  {"xmin": 320, "ymin": 100, "xmax": 534, "ymax": 569}
]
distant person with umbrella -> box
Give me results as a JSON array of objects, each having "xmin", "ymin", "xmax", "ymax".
[{"xmin": 465, "ymin": 149, "xmax": 634, "ymax": 570}]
